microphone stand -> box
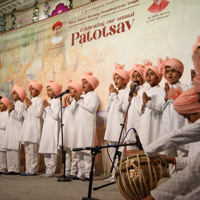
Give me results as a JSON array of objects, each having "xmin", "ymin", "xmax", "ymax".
[
  {"xmin": 72, "ymin": 143, "xmax": 136, "ymax": 200},
  {"xmin": 57, "ymin": 95, "xmax": 71, "ymax": 182},
  {"xmin": 94, "ymin": 84, "xmax": 138, "ymax": 191}
]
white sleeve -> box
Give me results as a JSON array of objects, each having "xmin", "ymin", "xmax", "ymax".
[
  {"xmin": 27, "ymin": 99, "xmax": 43, "ymax": 118},
  {"xmin": 151, "ymin": 154, "xmax": 200, "ymax": 200},
  {"xmin": 175, "ymin": 156, "xmax": 196, "ymax": 171},
  {"xmin": 10, "ymin": 103, "xmax": 25, "ymax": 121},
  {"xmin": 77, "ymin": 94, "xmax": 100, "ymax": 114},
  {"xmin": 145, "ymin": 120, "xmax": 200, "ymax": 157},
  {"xmin": 45, "ymin": 101, "xmax": 60, "ymax": 120},
  {"xmin": 105, "ymin": 93, "xmax": 117, "ymax": 112},
  {"xmin": 0, "ymin": 112, "xmax": 8, "ymax": 130},
  {"xmin": 68, "ymin": 99, "xmax": 78, "ymax": 114}
]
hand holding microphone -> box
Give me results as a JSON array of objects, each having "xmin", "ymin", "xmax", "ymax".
[{"xmin": 129, "ymin": 80, "xmax": 139, "ymax": 98}]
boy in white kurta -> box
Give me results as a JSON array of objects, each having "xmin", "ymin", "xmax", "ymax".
[
  {"xmin": 39, "ymin": 80, "xmax": 62, "ymax": 177},
  {"xmin": 140, "ymin": 61, "xmax": 164, "ymax": 149},
  {"xmin": 122, "ymin": 64, "xmax": 146, "ymax": 151},
  {"xmin": 0, "ymin": 96, "xmax": 10, "ymax": 174},
  {"xmin": 3, "ymin": 84, "xmax": 26, "ymax": 175},
  {"xmin": 71, "ymin": 72, "xmax": 100, "ymax": 181},
  {"xmin": 20, "ymin": 80, "xmax": 43, "ymax": 176},
  {"xmin": 58, "ymin": 80, "xmax": 83, "ymax": 179},
  {"xmin": 159, "ymin": 57, "xmax": 192, "ymax": 157},
  {"xmin": 104, "ymin": 63, "xmax": 130, "ymax": 181}
]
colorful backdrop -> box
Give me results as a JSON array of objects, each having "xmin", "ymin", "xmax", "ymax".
[{"xmin": 0, "ymin": 0, "xmax": 200, "ymax": 110}]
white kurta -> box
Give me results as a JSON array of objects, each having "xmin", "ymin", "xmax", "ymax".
[
  {"xmin": 72, "ymin": 91, "xmax": 100, "ymax": 148},
  {"xmin": 39, "ymin": 98, "xmax": 60, "ymax": 154},
  {"xmin": 20, "ymin": 96, "xmax": 43, "ymax": 144},
  {"xmin": 0, "ymin": 111, "xmax": 9, "ymax": 151},
  {"xmin": 104, "ymin": 88, "xmax": 128, "ymax": 142},
  {"xmin": 58, "ymin": 99, "xmax": 77, "ymax": 148},
  {"xmin": 160, "ymin": 82, "xmax": 190, "ymax": 156},
  {"xmin": 3, "ymin": 100, "xmax": 25, "ymax": 151},
  {"xmin": 151, "ymin": 152, "xmax": 200, "ymax": 200},
  {"xmin": 145, "ymin": 118, "xmax": 200, "ymax": 171},
  {"xmin": 139, "ymin": 85, "xmax": 164, "ymax": 148},
  {"xmin": 122, "ymin": 85, "xmax": 145, "ymax": 143}
]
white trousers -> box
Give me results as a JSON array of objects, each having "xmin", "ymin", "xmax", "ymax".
[
  {"xmin": 44, "ymin": 153, "xmax": 57, "ymax": 174},
  {"xmin": 108, "ymin": 141, "xmax": 124, "ymax": 175},
  {"xmin": 77, "ymin": 152, "xmax": 92, "ymax": 179},
  {"xmin": 24, "ymin": 142, "xmax": 39, "ymax": 174},
  {"xmin": 7, "ymin": 150, "xmax": 20, "ymax": 173},
  {"xmin": 65, "ymin": 148, "xmax": 78, "ymax": 176},
  {"xmin": 0, "ymin": 151, "xmax": 7, "ymax": 172}
]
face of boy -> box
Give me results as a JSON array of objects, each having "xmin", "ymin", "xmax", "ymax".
[
  {"xmin": 69, "ymin": 86, "xmax": 78, "ymax": 97},
  {"xmin": 165, "ymin": 66, "xmax": 181, "ymax": 84},
  {"xmin": 0, "ymin": 101, "xmax": 7, "ymax": 112},
  {"xmin": 114, "ymin": 74, "xmax": 126, "ymax": 90},
  {"xmin": 30, "ymin": 86, "xmax": 40, "ymax": 97},
  {"xmin": 53, "ymin": 26, "xmax": 61, "ymax": 37},
  {"xmin": 132, "ymin": 71, "xmax": 143, "ymax": 85},
  {"xmin": 11, "ymin": 91, "xmax": 20, "ymax": 101},
  {"xmin": 82, "ymin": 79, "xmax": 94, "ymax": 93},
  {"xmin": 47, "ymin": 86, "xmax": 56, "ymax": 99},
  {"xmin": 146, "ymin": 69, "xmax": 159, "ymax": 87}
]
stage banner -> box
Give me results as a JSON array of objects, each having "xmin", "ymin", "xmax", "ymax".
[{"xmin": 0, "ymin": 0, "xmax": 200, "ymax": 109}]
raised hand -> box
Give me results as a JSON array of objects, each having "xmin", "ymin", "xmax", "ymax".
[
  {"xmin": 8, "ymin": 102, "xmax": 15, "ymax": 113},
  {"xmin": 43, "ymin": 100, "xmax": 50, "ymax": 108},
  {"xmin": 109, "ymin": 84, "xmax": 117, "ymax": 94},
  {"xmin": 164, "ymin": 82, "xmax": 170, "ymax": 102}
]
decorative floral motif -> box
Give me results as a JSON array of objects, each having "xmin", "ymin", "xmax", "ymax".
[
  {"xmin": 0, "ymin": 13, "xmax": 6, "ymax": 33},
  {"xmin": 10, "ymin": 9, "xmax": 16, "ymax": 30},
  {"xmin": 32, "ymin": 0, "xmax": 39, "ymax": 22},
  {"xmin": 43, "ymin": 1, "xmax": 51, "ymax": 17},
  {"xmin": 51, "ymin": 3, "xmax": 69, "ymax": 17}
]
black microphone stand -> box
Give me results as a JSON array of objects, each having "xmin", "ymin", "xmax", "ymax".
[
  {"xmin": 57, "ymin": 95, "xmax": 71, "ymax": 182},
  {"xmin": 72, "ymin": 143, "xmax": 136, "ymax": 200},
  {"xmin": 94, "ymin": 83, "xmax": 138, "ymax": 191}
]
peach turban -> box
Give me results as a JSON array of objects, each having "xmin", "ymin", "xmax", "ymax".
[
  {"xmin": 129, "ymin": 64, "xmax": 145, "ymax": 82},
  {"xmin": 143, "ymin": 60, "xmax": 162, "ymax": 83},
  {"xmin": 158, "ymin": 57, "xmax": 184, "ymax": 80},
  {"xmin": 29, "ymin": 80, "xmax": 43, "ymax": 93},
  {"xmin": 0, "ymin": 95, "xmax": 11, "ymax": 108},
  {"xmin": 52, "ymin": 21, "xmax": 62, "ymax": 30},
  {"xmin": 82, "ymin": 72, "xmax": 99, "ymax": 89},
  {"xmin": 174, "ymin": 87, "xmax": 200, "ymax": 114},
  {"xmin": 12, "ymin": 84, "xmax": 27, "ymax": 102},
  {"xmin": 46, "ymin": 80, "xmax": 62, "ymax": 96},
  {"xmin": 192, "ymin": 36, "xmax": 200, "ymax": 54},
  {"xmin": 66, "ymin": 80, "xmax": 83, "ymax": 95},
  {"xmin": 112, "ymin": 63, "xmax": 130, "ymax": 84}
]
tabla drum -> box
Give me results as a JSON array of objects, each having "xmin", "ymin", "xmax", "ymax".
[{"xmin": 115, "ymin": 154, "xmax": 170, "ymax": 200}]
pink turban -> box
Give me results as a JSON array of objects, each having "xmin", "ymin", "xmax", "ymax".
[
  {"xmin": 112, "ymin": 63, "xmax": 130, "ymax": 84},
  {"xmin": 129, "ymin": 64, "xmax": 145, "ymax": 82},
  {"xmin": 192, "ymin": 36, "xmax": 200, "ymax": 54},
  {"xmin": 29, "ymin": 80, "xmax": 43, "ymax": 93},
  {"xmin": 12, "ymin": 84, "xmax": 27, "ymax": 102},
  {"xmin": 46, "ymin": 80, "xmax": 62, "ymax": 96},
  {"xmin": 143, "ymin": 60, "xmax": 162, "ymax": 83},
  {"xmin": 0, "ymin": 95, "xmax": 11, "ymax": 108},
  {"xmin": 82, "ymin": 72, "xmax": 99, "ymax": 89},
  {"xmin": 174, "ymin": 87, "xmax": 200, "ymax": 114},
  {"xmin": 66, "ymin": 80, "xmax": 83, "ymax": 95},
  {"xmin": 159, "ymin": 57, "xmax": 184, "ymax": 80}
]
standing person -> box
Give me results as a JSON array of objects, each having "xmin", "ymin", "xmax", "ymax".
[
  {"xmin": 140, "ymin": 60, "xmax": 164, "ymax": 149},
  {"xmin": 3, "ymin": 84, "xmax": 26, "ymax": 175},
  {"xmin": 58, "ymin": 80, "xmax": 83, "ymax": 179},
  {"xmin": 72, "ymin": 72, "xmax": 100, "ymax": 181},
  {"xmin": 122, "ymin": 64, "xmax": 146, "ymax": 151},
  {"xmin": 0, "ymin": 96, "xmax": 10, "ymax": 174},
  {"xmin": 104, "ymin": 63, "xmax": 130, "ymax": 182},
  {"xmin": 159, "ymin": 57, "xmax": 193, "ymax": 158},
  {"xmin": 20, "ymin": 80, "xmax": 43, "ymax": 176},
  {"xmin": 39, "ymin": 80, "xmax": 62, "ymax": 177}
]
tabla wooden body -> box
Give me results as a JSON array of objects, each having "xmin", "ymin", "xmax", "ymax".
[{"xmin": 115, "ymin": 154, "xmax": 170, "ymax": 200}]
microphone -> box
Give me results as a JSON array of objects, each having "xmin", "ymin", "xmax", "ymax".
[
  {"xmin": 0, "ymin": 96, "xmax": 2, "ymax": 99},
  {"xmin": 129, "ymin": 80, "xmax": 139, "ymax": 97},
  {"xmin": 55, "ymin": 90, "xmax": 70, "ymax": 99},
  {"xmin": 135, "ymin": 132, "xmax": 143, "ymax": 150}
]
